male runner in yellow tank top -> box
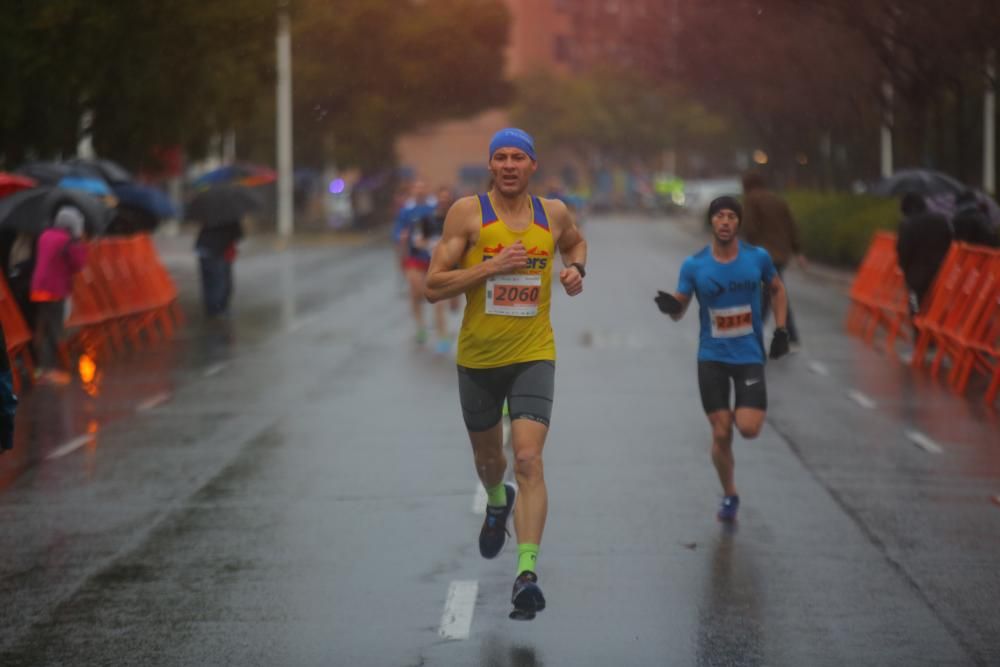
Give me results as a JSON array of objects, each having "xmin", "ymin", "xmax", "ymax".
[{"xmin": 425, "ymin": 128, "xmax": 587, "ymax": 620}]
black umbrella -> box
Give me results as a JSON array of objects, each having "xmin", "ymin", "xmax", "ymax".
[
  {"xmin": 14, "ymin": 161, "xmax": 74, "ymax": 185},
  {"xmin": 871, "ymin": 168, "xmax": 965, "ymax": 197},
  {"xmin": 66, "ymin": 158, "xmax": 133, "ymax": 185},
  {"xmin": 185, "ymin": 185, "xmax": 261, "ymax": 227},
  {"xmin": 0, "ymin": 187, "xmax": 111, "ymax": 235}
]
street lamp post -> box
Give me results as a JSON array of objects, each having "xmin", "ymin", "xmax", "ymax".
[
  {"xmin": 276, "ymin": 2, "xmax": 294, "ymax": 239},
  {"xmin": 880, "ymin": 79, "xmax": 893, "ymax": 179},
  {"xmin": 984, "ymin": 49, "xmax": 996, "ymax": 194}
]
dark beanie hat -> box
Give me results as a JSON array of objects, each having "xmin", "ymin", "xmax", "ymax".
[{"xmin": 708, "ymin": 196, "xmax": 742, "ymax": 224}]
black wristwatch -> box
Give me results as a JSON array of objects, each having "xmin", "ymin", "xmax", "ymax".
[{"xmin": 569, "ymin": 262, "xmax": 586, "ymax": 278}]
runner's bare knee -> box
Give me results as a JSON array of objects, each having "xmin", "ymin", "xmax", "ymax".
[
  {"xmin": 708, "ymin": 412, "xmax": 733, "ymax": 447},
  {"xmin": 734, "ymin": 409, "xmax": 764, "ymax": 439}
]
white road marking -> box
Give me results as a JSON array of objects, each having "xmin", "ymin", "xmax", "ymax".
[
  {"xmin": 137, "ymin": 392, "xmax": 171, "ymax": 412},
  {"xmin": 847, "ymin": 390, "xmax": 876, "ymax": 410},
  {"xmin": 202, "ymin": 363, "xmax": 228, "ymax": 378},
  {"xmin": 473, "ymin": 485, "xmax": 487, "ymax": 514},
  {"xmin": 905, "ymin": 429, "xmax": 944, "ymax": 454},
  {"xmin": 46, "ymin": 435, "xmax": 94, "ymax": 460},
  {"xmin": 439, "ymin": 580, "xmax": 478, "ymax": 640},
  {"xmin": 807, "ymin": 361, "xmax": 830, "ymax": 376}
]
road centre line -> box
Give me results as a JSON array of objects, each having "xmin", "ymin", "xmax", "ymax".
[
  {"xmin": 136, "ymin": 392, "xmax": 171, "ymax": 412},
  {"xmin": 439, "ymin": 580, "xmax": 478, "ymax": 640},
  {"xmin": 904, "ymin": 429, "xmax": 944, "ymax": 454},
  {"xmin": 846, "ymin": 389, "xmax": 876, "ymax": 410},
  {"xmin": 46, "ymin": 435, "xmax": 94, "ymax": 460},
  {"xmin": 807, "ymin": 361, "xmax": 830, "ymax": 376},
  {"xmin": 202, "ymin": 363, "xmax": 228, "ymax": 378}
]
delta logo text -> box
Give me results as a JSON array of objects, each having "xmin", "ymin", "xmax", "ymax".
[{"xmin": 483, "ymin": 244, "xmax": 550, "ymax": 269}]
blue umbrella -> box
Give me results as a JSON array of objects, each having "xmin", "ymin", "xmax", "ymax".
[
  {"xmin": 58, "ymin": 175, "xmax": 112, "ymax": 197},
  {"xmin": 112, "ymin": 182, "xmax": 176, "ymax": 219},
  {"xmin": 192, "ymin": 163, "xmax": 276, "ymax": 188}
]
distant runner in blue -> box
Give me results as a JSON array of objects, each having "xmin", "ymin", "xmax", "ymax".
[{"xmin": 654, "ymin": 196, "xmax": 790, "ymax": 522}]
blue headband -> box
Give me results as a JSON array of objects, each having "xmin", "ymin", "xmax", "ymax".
[{"xmin": 489, "ymin": 128, "xmax": 536, "ymax": 162}]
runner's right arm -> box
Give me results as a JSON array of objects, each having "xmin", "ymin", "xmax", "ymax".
[
  {"xmin": 655, "ymin": 291, "xmax": 691, "ymax": 321},
  {"xmin": 656, "ymin": 258, "xmax": 694, "ymax": 321},
  {"xmin": 424, "ymin": 197, "xmax": 528, "ymax": 303}
]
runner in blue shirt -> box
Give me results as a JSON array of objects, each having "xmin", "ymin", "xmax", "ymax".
[{"xmin": 655, "ymin": 196, "xmax": 790, "ymax": 522}]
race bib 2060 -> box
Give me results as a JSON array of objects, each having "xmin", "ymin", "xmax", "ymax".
[{"xmin": 485, "ymin": 273, "xmax": 541, "ymax": 317}]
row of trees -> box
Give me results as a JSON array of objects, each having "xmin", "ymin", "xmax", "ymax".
[
  {"xmin": 4, "ymin": 2, "xmax": 996, "ymax": 194},
  {"xmin": 0, "ymin": 0, "xmax": 509, "ymax": 177},
  {"xmin": 665, "ymin": 0, "xmax": 1000, "ymax": 188}
]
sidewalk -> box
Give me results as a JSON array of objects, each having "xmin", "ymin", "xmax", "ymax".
[{"xmin": 151, "ymin": 223, "xmax": 388, "ymax": 269}]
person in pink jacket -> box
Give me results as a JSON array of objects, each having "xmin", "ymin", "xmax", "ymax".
[{"xmin": 30, "ymin": 206, "xmax": 88, "ymax": 385}]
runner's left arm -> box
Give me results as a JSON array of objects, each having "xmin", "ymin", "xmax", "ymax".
[
  {"xmin": 552, "ymin": 199, "xmax": 586, "ymax": 297},
  {"xmin": 768, "ymin": 273, "xmax": 788, "ymax": 329}
]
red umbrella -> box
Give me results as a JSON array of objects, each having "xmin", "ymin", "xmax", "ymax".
[{"xmin": 0, "ymin": 173, "xmax": 37, "ymax": 198}]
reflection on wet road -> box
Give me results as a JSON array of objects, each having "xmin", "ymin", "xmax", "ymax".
[{"xmin": 1, "ymin": 220, "xmax": 998, "ymax": 666}]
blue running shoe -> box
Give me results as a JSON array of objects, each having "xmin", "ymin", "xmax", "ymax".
[
  {"xmin": 509, "ymin": 571, "xmax": 546, "ymax": 621},
  {"xmin": 717, "ymin": 495, "xmax": 740, "ymax": 522},
  {"xmin": 479, "ymin": 483, "xmax": 516, "ymax": 559}
]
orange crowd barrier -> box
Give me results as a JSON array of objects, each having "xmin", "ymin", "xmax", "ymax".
[
  {"xmin": 845, "ymin": 231, "xmax": 911, "ymax": 350},
  {"xmin": 942, "ymin": 249, "xmax": 1000, "ymax": 404},
  {"xmin": 0, "ymin": 274, "xmax": 35, "ymax": 393},
  {"xmin": 62, "ymin": 234, "xmax": 182, "ymax": 365},
  {"xmin": 849, "ymin": 233, "xmax": 1000, "ymax": 406},
  {"xmin": 911, "ymin": 245, "xmax": 994, "ymax": 377}
]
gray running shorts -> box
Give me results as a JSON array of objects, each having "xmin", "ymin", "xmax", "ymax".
[{"xmin": 457, "ymin": 360, "xmax": 555, "ymax": 432}]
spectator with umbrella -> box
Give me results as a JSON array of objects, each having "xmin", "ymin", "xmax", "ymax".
[
  {"xmin": 186, "ymin": 185, "xmax": 260, "ymax": 320},
  {"xmin": 30, "ymin": 206, "xmax": 89, "ymax": 385},
  {"xmin": 0, "ymin": 323, "xmax": 16, "ymax": 454},
  {"xmin": 0, "ymin": 186, "xmax": 110, "ymax": 331},
  {"xmin": 896, "ymin": 192, "xmax": 953, "ymax": 318},
  {"xmin": 952, "ymin": 190, "xmax": 999, "ymax": 247}
]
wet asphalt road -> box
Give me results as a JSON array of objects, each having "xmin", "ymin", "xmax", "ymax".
[{"xmin": 0, "ymin": 216, "xmax": 998, "ymax": 666}]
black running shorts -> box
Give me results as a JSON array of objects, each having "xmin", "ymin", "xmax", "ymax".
[
  {"xmin": 697, "ymin": 361, "xmax": 767, "ymax": 414},
  {"xmin": 457, "ymin": 360, "xmax": 555, "ymax": 432}
]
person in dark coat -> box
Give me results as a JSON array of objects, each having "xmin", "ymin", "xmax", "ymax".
[
  {"xmin": 740, "ymin": 171, "xmax": 806, "ymax": 345},
  {"xmin": 896, "ymin": 192, "xmax": 953, "ymax": 315},
  {"xmin": 0, "ymin": 323, "xmax": 17, "ymax": 454},
  {"xmin": 951, "ymin": 190, "xmax": 999, "ymax": 247},
  {"xmin": 195, "ymin": 220, "xmax": 243, "ymax": 319}
]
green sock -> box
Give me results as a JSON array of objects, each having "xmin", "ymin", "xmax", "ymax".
[
  {"xmin": 485, "ymin": 482, "xmax": 507, "ymax": 508},
  {"xmin": 517, "ymin": 543, "xmax": 539, "ymax": 575}
]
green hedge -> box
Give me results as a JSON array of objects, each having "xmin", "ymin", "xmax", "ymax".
[{"xmin": 785, "ymin": 192, "xmax": 899, "ymax": 267}]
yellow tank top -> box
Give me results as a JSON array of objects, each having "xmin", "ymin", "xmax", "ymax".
[{"xmin": 456, "ymin": 193, "xmax": 556, "ymax": 368}]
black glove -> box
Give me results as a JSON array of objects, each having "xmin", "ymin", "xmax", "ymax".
[
  {"xmin": 654, "ymin": 290, "xmax": 683, "ymax": 316},
  {"xmin": 769, "ymin": 327, "xmax": 790, "ymax": 359}
]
